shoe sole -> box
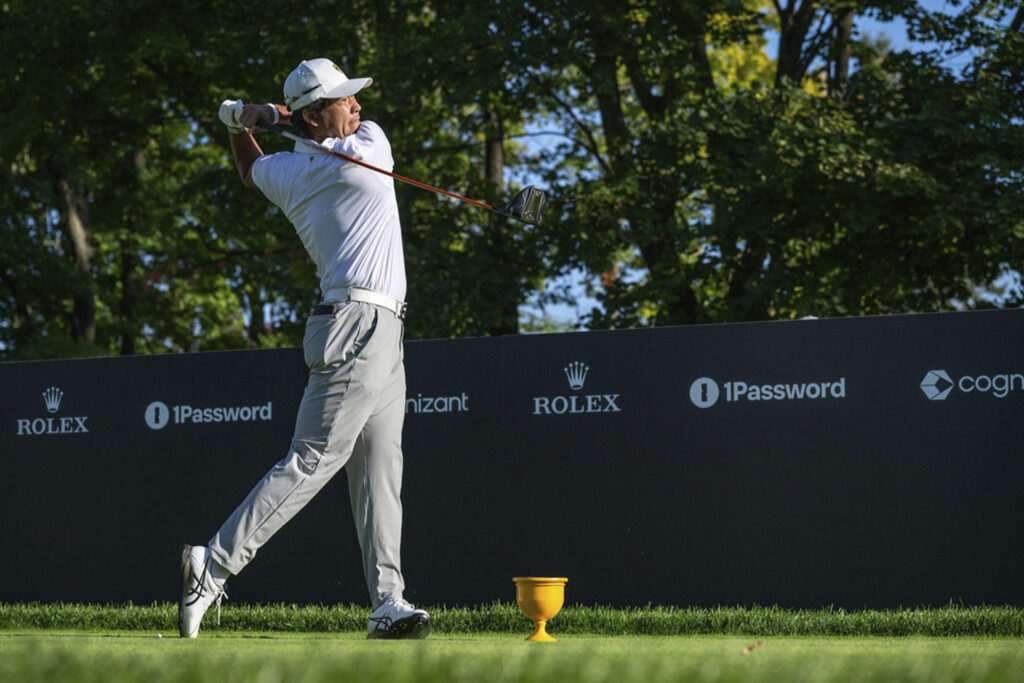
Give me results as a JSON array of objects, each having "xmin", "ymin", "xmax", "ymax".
[
  {"xmin": 367, "ymin": 614, "xmax": 431, "ymax": 640},
  {"xmin": 178, "ymin": 544, "xmax": 193, "ymax": 638}
]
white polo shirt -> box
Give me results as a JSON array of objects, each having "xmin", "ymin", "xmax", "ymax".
[{"xmin": 250, "ymin": 121, "xmax": 407, "ymax": 301}]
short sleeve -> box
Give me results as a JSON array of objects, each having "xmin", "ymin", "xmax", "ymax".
[
  {"xmin": 355, "ymin": 121, "xmax": 394, "ymax": 171},
  {"xmin": 250, "ymin": 153, "xmax": 289, "ymax": 208}
]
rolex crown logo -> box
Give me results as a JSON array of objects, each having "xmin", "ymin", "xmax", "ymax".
[
  {"xmin": 42, "ymin": 387, "xmax": 64, "ymax": 413},
  {"xmin": 564, "ymin": 362, "xmax": 589, "ymax": 391}
]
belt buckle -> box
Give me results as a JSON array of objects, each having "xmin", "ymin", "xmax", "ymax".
[
  {"xmin": 309, "ymin": 303, "xmax": 339, "ymax": 317},
  {"xmin": 398, "ymin": 302, "xmax": 407, "ymax": 320}
]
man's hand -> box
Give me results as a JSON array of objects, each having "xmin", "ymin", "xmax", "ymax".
[
  {"xmin": 219, "ymin": 99, "xmax": 290, "ymax": 188},
  {"xmin": 219, "ymin": 99, "xmax": 246, "ymax": 134},
  {"xmin": 219, "ymin": 100, "xmax": 289, "ymax": 135}
]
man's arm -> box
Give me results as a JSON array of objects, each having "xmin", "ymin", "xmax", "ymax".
[
  {"xmin": 229, "ymin": 132, "xmax": 263, "ymax": 189},
  {"xmin": 226, "ymin": 103, "xmax": 291, "ymax": 189}
]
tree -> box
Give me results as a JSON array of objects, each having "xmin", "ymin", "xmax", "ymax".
[
  {"xmin": 507, "ymin": 0, "xmax": 1024, "ymax": 326},
  {"xmin": 1, "ymin": 0, "xmax": 281, "ymax": 358},
  {"xmin": 2, "ymin": 0, "xmax": 1021, "ymax": 360}
]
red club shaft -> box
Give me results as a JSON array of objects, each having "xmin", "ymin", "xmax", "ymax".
[{"xmin": 265, "ymin": 123, "xmax": 496, "ymax": 210}]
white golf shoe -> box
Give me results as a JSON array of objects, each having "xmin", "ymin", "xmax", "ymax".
[
  {"xmin": 367, "ymin": 597, "xmax": 431, "ymax": 639},
  {"xmin": 178, "ymin": 545, "xmax": 228, "ymax": 638}
]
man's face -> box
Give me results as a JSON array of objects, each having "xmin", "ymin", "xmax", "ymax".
[{"xmin": 308, "ymin": 95, "xmax": 361, "ymax": 140}]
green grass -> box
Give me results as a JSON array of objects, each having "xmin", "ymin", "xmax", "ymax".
[
  {"xmin": 2, "ymin": 602, "xmax": 1023, "ymax": 636},
  {"xmin": 2, "ymin": 605, "xmax": 1022, "ymax": 682},
  {"xmin": 1, "ymin": 632, "xmax": 1023, "ymax": 683}
]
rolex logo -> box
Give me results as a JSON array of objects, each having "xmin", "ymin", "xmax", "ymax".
[
  {"xmin": 42, "ymin": 387, "xmax": 64, "ymax": 413},
  {"xmin": 16, "ymin": 387, "xmax": 89, "ymax": 436},
  {"xmin": 564, "ymin": 362, "xmax": 589, "ymax": 391},
  {"xmin": 533, "ymin": 361, "xmax": 621, "ymax": 416}
]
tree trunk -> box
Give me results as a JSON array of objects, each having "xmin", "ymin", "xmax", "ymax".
[
  {"xmin": 832, "ymin": 8, "xmax": 854, "ymax": 92},
  {"xmin": 594, "ymin": 51, "xmax": 629, "ymax": 167},
  {"xmin": 59, "ymin": 179, "xmax": 96, "ymax": 345},
  {"xmin": 775, "ymin": 0, "xmax": 818, "ymax": 85},
  {"xmin": 247, "ymin": 289, "xmax": 264, "ymax": 346},
  {"xmin": 485, "ymin": 107, "xmax": 504, "ymax": 198},
  {"xmin": 725, "ymin": 238, "xmax": 769, "ymax": 321},
  {"xmin": 119, "ymin": 148, "xmax": 147, "ymax": 355},
  {"xmin": 483, "ymin": 105, "xmax": 518, "ymax": 336},
  {"xmin": 120, "ymin": 248, "xmax": 137, "ymax": 355}
]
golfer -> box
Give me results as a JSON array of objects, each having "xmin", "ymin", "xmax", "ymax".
[{"xmin": 179, "ymin": 58, "xmax": 429, "ymax": 640}]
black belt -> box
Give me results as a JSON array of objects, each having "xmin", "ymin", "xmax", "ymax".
[
  {"xmin": 310, "ymin": 301, "xmax": 407, "ymax": 320},
  {"xmin": 310, "ymin": 304, "xmax": 337, "ymax": 316}
]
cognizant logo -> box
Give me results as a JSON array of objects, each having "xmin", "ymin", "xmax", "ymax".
[
  {"xmin": 920, "ymin": 369, "xmax": 1024, "ymax": 401},
  {"xmin": 405, "ymin": 392, "xmax": 470, "ymax": 414}
]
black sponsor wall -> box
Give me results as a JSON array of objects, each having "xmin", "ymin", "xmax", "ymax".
[{"xmin": 1, "ymin": 309, "xmax": 1022, "ymax": 608}]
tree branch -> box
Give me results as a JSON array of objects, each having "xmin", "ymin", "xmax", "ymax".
[
  {"xmin": 538, "ymin": 80, "xmax": 613, "ymax": 176},
  {"xmin": 773, "ymin": 0, "xmax": 789, "ymax": 24},
  {"xmin": 776, "ymin": 0, "xmax": 821, "ymax": 84},
  {"xmin": 624, "ymin": 57, "xmax": 666, "ymax": 119},
  {"xmin": 798, "ymin": 11, "xmax": 834, "ymax": 79}
]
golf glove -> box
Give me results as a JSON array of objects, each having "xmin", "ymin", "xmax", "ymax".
[{"xmin": 219, "ymin": 99, "xmax": 245, "ymax": 134}]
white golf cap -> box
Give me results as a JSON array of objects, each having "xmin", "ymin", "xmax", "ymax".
[{"xmin": 283, "ymin": 58, "xmax": 372, "ymax": 111}]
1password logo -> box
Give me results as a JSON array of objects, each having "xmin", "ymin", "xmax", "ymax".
[
  {"xmin": 689, "ymin": 376, "xmax": 846, "ymax": 408},
  {"xmin": 145, "ymin": 402, "xmax": 172, "ymax": 430},
  {"xmin": 145, "ymin": 400, "xmax": 273, "ymax": 429},
  {"xmin": 690, "ymin": 377, "xmax": 721, "ymax": 408}
]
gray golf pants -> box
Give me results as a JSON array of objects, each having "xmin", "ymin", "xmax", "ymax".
[{"xmin": 208, "ymin": 301, "xmax": 406, "ymax": 607}]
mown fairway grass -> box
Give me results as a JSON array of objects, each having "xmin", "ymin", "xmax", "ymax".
[
  {"xmin": 1, "ymin": 605, "xmax": 1022, "ymax": 682},
  {"xmin": 2, "ymin": 632, "xmax": 1023, "ymax": 683}
]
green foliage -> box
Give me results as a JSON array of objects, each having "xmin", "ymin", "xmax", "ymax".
[
  {"xmin": 530, "ymin": 0, "xmax": 1024, "ymax": 327},
  {"xmin": 2, "ymin": 1, "xmax": 1021, "ymax": 357}
]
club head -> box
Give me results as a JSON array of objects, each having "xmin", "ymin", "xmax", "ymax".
[{"xmin": 500, "ymin": 185, "xmax": 548, "ymax": 224}]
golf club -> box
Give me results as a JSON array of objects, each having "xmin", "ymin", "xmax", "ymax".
[{"xmin": 260, "ymin": 122, "xmax": 547, "ymax": 225}]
